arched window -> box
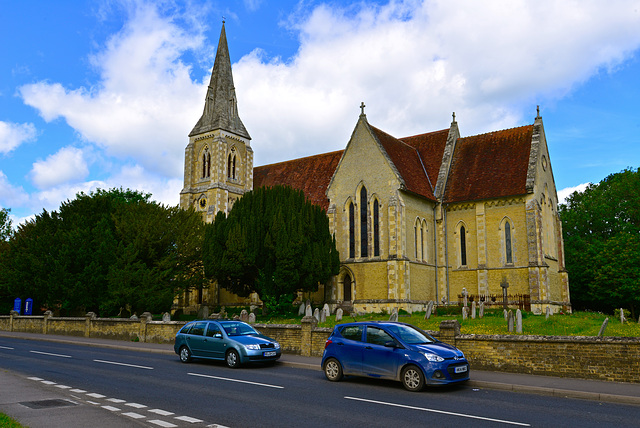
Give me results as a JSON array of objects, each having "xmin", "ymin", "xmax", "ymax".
[
  {"xmin": 202, "ymin": 153, "xmax": 207, "ymax": 178},
  {"xmin": 505, "ymin": 221, "xmax": 513, "ymax": 264},
  {"xmin": 360, "ymin": 186, "xmax": 368, "ymax": 257},
  {"xmin": 373, "ymin": 199, "xmax": 380, "ymax": 257},
  {"xmin": 227, "ymin": 153, "xmax": 236, "ymax": 179},
  {"xmin": 349, "ymin": 202, "xmax": 355, "ymax": 259},
  {"xmin": 460, "ymin": 225, "xmax": 467, "ymax": 266},
  {"xmin": 206, "ymin": 152, "xmax": 211, "ymax": 177},
  {"xmin": 421, "ymin": 220, "xmax": 427, "ymax": 262},
  {"xmin": 343, "ymin": 274, "xmax": 352, "ymax": 301}
]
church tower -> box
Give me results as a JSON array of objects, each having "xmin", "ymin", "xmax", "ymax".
[{"xmin": 180, "ymin": 22, "xmax": 253, "ymax": 222}]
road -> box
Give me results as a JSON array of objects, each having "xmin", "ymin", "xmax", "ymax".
[{"xmin": 1, "ymin": 336, "xmax": 639, "ymax": 427}]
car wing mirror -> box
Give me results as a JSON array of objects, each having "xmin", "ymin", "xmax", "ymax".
[
  {"xmin": 384, "ymin": 340, "xmax": 399, "ymax": 348},
  {"xmin": 214, "ymin": 333, "xmax": 222, "ymax": 339}
]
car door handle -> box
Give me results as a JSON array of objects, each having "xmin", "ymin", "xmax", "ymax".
[
  {"xmin": 365, "ymin": 346, "xmax": 373, "ymax": 349},
  {"xmin": 336, "ymin": 342, "xmax": 344, "ymax": 346}
]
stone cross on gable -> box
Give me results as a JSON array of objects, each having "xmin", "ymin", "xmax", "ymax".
[
  {"xmin": 360, "ymin": 102, "xmax": 366, "ymax": 116},
  {"xmin": 500, "ymin": 277, "xmax": 509, "ymax": 309}
]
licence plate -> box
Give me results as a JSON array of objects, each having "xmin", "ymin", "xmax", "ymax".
[
  {"xmin": 263, "ymin": 351, "xmax": 277, "ymax": 357},
  {"xmin": 454, "ymin": 365, "xmax": 468, "ymax": 373}
]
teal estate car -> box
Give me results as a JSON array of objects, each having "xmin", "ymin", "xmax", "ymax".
[
  {"xmin": 321, "ymin": 321, "xmax": 469, "ymax": 391},
  {"xmin": 174, "ymin": 320, "xmax": 281, "ymax": 368}
]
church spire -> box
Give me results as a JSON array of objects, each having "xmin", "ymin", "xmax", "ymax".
[{"xmin": 189, "ymin": 22, "xmax": 250, "ymax": 139}]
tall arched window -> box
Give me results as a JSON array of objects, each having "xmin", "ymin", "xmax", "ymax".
[
  {"xmin": 360, "ymin": 186, "xmax": 368, "ymax": 257},
  {"xmin": 202, "ymin": 153, "xmax": 207, "ymax": 178},
  {"xmin": 206, "ymin": 152, "xmax": 211, "ymax": 177},
  {"xmin": 373, "ymin": 199, "xmax": 380, "ymax": 257},
  {"xmin": 349, "ymin": 202, "xmax": 355, "ymax": 259},
  {"xmin": 421, "ymin": 220, "xmax": 426, "ymax": 262},
  {"xmin": 460, "ymin": 225, "xmax": 467, "ymax": 266},
  {"xmin": 505, "ymin": 221, "xmax": 513, "ymax": 264},
  {"xmin": 227, "ymin": 153, "xmax": 236, "ymax": 179}
]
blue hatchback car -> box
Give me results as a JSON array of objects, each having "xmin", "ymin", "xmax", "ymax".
[
  {"xmin": 174, "ymin": 320, "xmax": 281, "ymax": 368},
  {"xmin": 321, "ymin": 321, "xmax": 469, "ymax": 391}
]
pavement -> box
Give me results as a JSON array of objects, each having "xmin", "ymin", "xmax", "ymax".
[{"xmin": 1, "ymin": 330, "xmax": 640, "ymax": 427}]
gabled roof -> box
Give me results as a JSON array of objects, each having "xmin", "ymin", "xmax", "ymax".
[
  {"xmin": 400, "ymin": 129, "xmax": 450, "ymax": 194},
  {"xmin": 190, "ymin": 23, "xmax": 250, "ymax": 139},
  {"xmin": 253, "ymin": 150, "xmax": 344, "ymax": 211},
  {"xmin": 443, "ymin": 125, "xmax": 534, "ymax": 203},
  {"xmin": 369, "ymin": 125, "xmax": 439, "ymax": 201}
]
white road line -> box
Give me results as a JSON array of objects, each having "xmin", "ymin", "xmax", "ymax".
[
  {"xmin": 54, "ymin": 384, "xmax": 72, "ymax": 389},
  {"xmin": 0, "ymin": 345, "xmax": 14, "ymax": 350},
  {"xmin": 126, "ymin": 402, "xmax": 147, "ymax": 409},
  {"xmin": 102, "ymin": 405, "xmax": 121, "ymax": 412},
  {"xmin": 41, "ymin": 380, "xmax": 57, "ymax": 385},
  {"xmin": 123, "ymin": 412, "xmax": 146, "ymax": 419},
  {"xmin": 107, "ymin": 398, "xmax": 126, "ymax": 403},
  {"xmin": 86, "ymin": 393, "xmax": 106, "ymax": 399},
  {"xmin": 30, "ymin": 350, "xmax": 72, "ymax": 358},
  {"xmin": 93, "ymin": 359, "xmax": 154, "ymax": 370},
  {"xmin": 149, "ymin": 420, "xmax": 178, "ymax": 427},
  {"xmin": 149, "ymin": 409, "xmax": 174, "ymax": 416},
  {"xmin": 188, "ymin": 372, "xmax": 284, "ymax": 389},
  {"xmin": 70, "ymin": 389, "xmax": 86, "ymax": 393},
  {"xmin": 87, "ymin": 401, "xmax": 100, "ymax": 405},
  {"xmin": 344, "ymin": 396, "xmax": 531, "ymax": 427},
  {"xmin": 175, "ymin": 415, "xmax": 203, "ymax": 423},
  {"xmin": 27, "ymin": 377, "xmax": 43, "ymax": 381}
]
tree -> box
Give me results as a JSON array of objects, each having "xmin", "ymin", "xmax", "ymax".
[
  {"xmin": 203, "ymin": 185, "xmax": 340, "ymax": 314},
  {"xmin": 0, "ymin": 208, "xmax": 12, "ymax": 241},
  {"xmin": 559, "ymin": 168, "xmax": 640, "ymax": 317},
  {"xmin": 0, "ymin": 188, "xmax": 205, "ymax": 316}
]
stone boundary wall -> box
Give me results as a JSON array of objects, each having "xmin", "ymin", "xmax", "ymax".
[{"xmin": 2, "ymin": 314, "xmax": 639, "ymax": 383}]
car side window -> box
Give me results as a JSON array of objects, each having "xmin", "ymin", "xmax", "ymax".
[
  {"xmin": 205, "ymin": 323, "xmax": 221, "ymax": 337},
  {"xmin": 366, "ymin": 326, "xmax": 394, "ymax": 346},
  {"xmin": 339, "ymin": 325, "xmax": 364, "ymax": 341},
  {"xmin": 189, "ymin": 322, "xmax": 207, "ymax": 336}
]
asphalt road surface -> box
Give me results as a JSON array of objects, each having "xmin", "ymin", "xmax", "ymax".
[{"xmin": 1, "ymin": 336, "xmax": 639, "ymax": 427}]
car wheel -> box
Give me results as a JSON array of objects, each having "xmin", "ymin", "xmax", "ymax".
[
  {"xmin": 401, "ymin": 365, "xmax": 425, "ymax": 392},
  {"xmin": 226, "ymin": 349, "xmax": 240, "ymax": 368},
  {"xmin": 323, "ymin": 358, "xmax": 343, "ymax": 382},
  {"xmin": 179, "ymin": 346, "xmax": 192, "ymax": 363}
]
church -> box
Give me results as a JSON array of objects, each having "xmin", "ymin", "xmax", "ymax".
[{"xmin": 178, "ymin": 23, "xmax": 571, "ymax": 315}]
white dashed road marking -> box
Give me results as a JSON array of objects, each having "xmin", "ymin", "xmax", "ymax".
[
  {"xmin": 188, "ymin": 372, "xmax": 284, "ymax": 389},
  {"xmin": 93, "ymin": 359, "xmax": 154, "ymax": 370},
  {"xmin": 149, "ymin": 409, "xmax": 175, "ymax": 416},
  {"xmin": 125, "ymin": 402, "xmax": 147, "ymax": 409},
  {"xmin": 123, "ymin": 412, "xmax": 146, "ymax": 419},
  {"xmin": 175, "ymin": 415, "xmax": 203, "ymax": 423},
  {"xmin": 102, "ymin": 405, "xmax": 121, "ymax": 412},
  {"xmin": 149, "ymin": 420, "xmax": 178, "ymax": 427},
  {"xmin": 30, "ymin": 350, "xmax": 72, "ymax": 358}
]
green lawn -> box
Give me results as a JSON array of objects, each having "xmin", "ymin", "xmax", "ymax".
[
  {"xmin": 0, "ymin": 413, "xmax": 24, "ymax": 428},
  {"xmin": 258, "ymin": 309, "xmax": 640, "ymax": 337}
]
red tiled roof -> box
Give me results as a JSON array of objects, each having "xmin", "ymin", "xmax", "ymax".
[
  {"xmin": 443, "ymin": 125, "xmax": 534, "ymax": 203},
  {"xmin": 400, "ymin": 129, "xmax": 450, "ymax": 190},
  {"xmin": 253, "ymin": 150, "xmax": 343, "ymax": 211},
  {"xmin": 370, "ymin": 125, "xmax": 438, "ymax": 201}
]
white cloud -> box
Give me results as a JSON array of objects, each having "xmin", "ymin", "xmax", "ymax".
[
  {"xmin": 0, "ymin": 121, "xmax": 37, "ymax": 154},
  {"xmin": 0, "ymin": 171, "xmax": 29, "ymax": 208},
  {"xmin": 30, "ymin": 147, "xmax": 90, "ymax": 190},
  {"xmin": 557, "ymin": 183, "xmax": 590, "ymax": 205}
]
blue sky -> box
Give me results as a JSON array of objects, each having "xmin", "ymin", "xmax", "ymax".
[{"xmin": 1, "ymin": 0, "xmax": 639, "ymax": 224}]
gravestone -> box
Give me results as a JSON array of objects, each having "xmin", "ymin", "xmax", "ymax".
[
  {"xmin": 336, "ymin": 308, "xmax": 343, "ymax": 321},
  {"xmin": 503, "ymin": 309, "xmax": 508, "ymax": 320},
  {"xmin": 462, "ymin": 306, "xmax": 468, "ymax": 320},
  {"xmin": 313, "ymin": 308, "xmax": 320, "ymax": 321},
  {"xmin": 516, "ymin": 309, "xmax": 522, "ymax": 333},
  {"xmin": 479, "ymin": 301, "xmax": 484, "ymax": 318},
  {"xmin": 425, "ymin": 301, "xmax": 434, "ymax": 320},
  {"xmin": 471, "ymin": 301, "xmax": 476, "ymax": 319},
  {"xmin": 248, "ymin": 313, "xmax": 256, "ymax": 323},
  {"xmin": 130, "ymin": 313, "xmax": 138, "ymax": 321},
  {"xmin": 162, "ymin": 312, "xmax": 171, "ymax": 322},
  {"xmin": 462, "ymin": 288, "xmax": 468, "ymax": 308},
  {"xmin": 197, "ymin": 305, "xmax": 210, "ymax": 319},
  {"xmin": 500, "ymin": 277, "xmax": 509, "ymax": 309},
  {"xmin": 322, "ymin": 303, "xmax": 331, "ymax": 319},
  {"xmin": 298, "ymin": 302, "xmax": 306, "ymax": 316},
  {"xmin": 319, "ymin": 309, "xmax": 327, "ymax": 323},
  {"xmin": 141, "ymin": 312, "xmax": 153, "ymax": 322},
  {"xmin": 507, "ymin": 310, "xmax": 514, "ymax": 333},
  {"xmin": 240, "ymin": 309, "xmax": 249, "ymax": 322},
  {"xmin": 620, "ymin": 307, "xmax": 626, "ymax": 324},
  {"xmin": 305, "ymin": 304, "xmax": 313, "ymax": 317},
  {"xmin": 598, "ymin": 317, "xmax": 609, "ymax": 337},
  {"xmin": 545, "ymin": 306, "xmax": 551, "ymax": 320},
  {"xmin": 389, "ymin": 307, "xmax": 398, "ymax": 322}
]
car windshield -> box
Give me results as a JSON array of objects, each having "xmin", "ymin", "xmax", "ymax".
[
  {"xmin": 222, "ymin": 322, "xmax": 259, "ymax": 337},
  {"xmin": 385, "ymin": 324, "xmax": 436, "ymax": 345}
]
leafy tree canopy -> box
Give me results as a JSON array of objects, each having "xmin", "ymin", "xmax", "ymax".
[
  {"xmin": 0, "ymin": 188, "xmax": 205, "ymax": 316},
  {"xmin": 0, "ymin": 208, "xmax": 12, "ymax": 241},
  {"xmin": 559, "ymin": 168, "xmax": 640, "ymax": 317},
  {"xmin": 203, "ymin": 185, "xmax": 340, "ymax": 314}
]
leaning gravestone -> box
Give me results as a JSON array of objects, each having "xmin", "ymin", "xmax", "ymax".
[
  {"xmin": 425, "ymin": 301, "xmax": 434, "ymax": 320},
  {"xmin": 298, "ymin": 302, "xmax": 306, "ymax": 316},
  {"xmin": 335, "ymin": 308, "xmax": 343, "ymax": 321},
  {"xmin": 507, "ymin": 310, "xmax": 514, "ymax": 333},
  {"xmin": 305, "ymin": 304, "xmax": 313, "ymax": 317},
  {"xmin": 516, "ymin": 309, "xmax": 523, "ymax": 333},
  {"xmin": 598, "ymin": 317, "xmax": 609, "ymax": 337},
  {"xmin": 389, "ymin": 307, "xmax": 398, "ymax": 322},
  {"xmin": 162, "ymin": 312, "xmax": 171, "ymax": 322},
  {"xmin": 248, "ymin": 313, "xmax": 256, "ymax": 323},
  {"xmin": 313, "ymin": 308, "xmax": 320, "ymax": 322},
  {"xmin": 240, "ymin": 309, "xmax": 249, "ymax": 322},
  {"xmin": 471, "ymin": 301, "xmax": 476, "ymax": 319}
]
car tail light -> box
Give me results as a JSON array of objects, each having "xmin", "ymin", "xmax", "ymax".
[{"xmin": 324, "ymin": 339, "xmax": 333, "ymax": 349}]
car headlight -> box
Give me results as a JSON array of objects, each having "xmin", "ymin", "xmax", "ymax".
[
  {"xmin": 245, "ymin": 344, "xmax": 261, "ymax": 350},
  {"xmin": 274, "ymin": 342, "xmax": 280, "ymax": 349},
  {"xmin": 423, "ymin": 352, "xmax": 444, "ymax": 362}
]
